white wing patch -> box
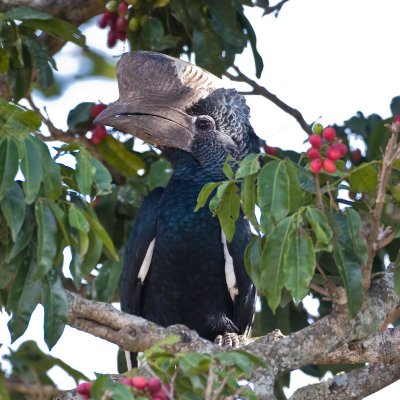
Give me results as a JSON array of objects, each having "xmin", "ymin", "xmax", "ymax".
[
  {"xmin": 221, "ymin": 231, "xmax": 239, "ymax": 301},
  {"xmin": 137, "ymin": 238, "xmax": 155, "ymax": 282}
]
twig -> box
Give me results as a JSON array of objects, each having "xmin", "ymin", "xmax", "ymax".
[
  {"xmin": 363, "ymin": 121, "xmax": 400, "ymax": 288},
  {"xmin": 313, "ymin": 174, "xmax": 324, "ymax": 210},
  {"xmin": 224, "ymin": 66, "xmax": 312, "ymax": 135},
  {"xmin": 253, "ymin": 0, "xmax": 292, "ymax": 16},
  {"xmin": 310, "ymin": 283, "xmax": 331, "ymax": 299},
  {"xmin": 5, "ymin": 381, "xmax": 60, "ymax": 398}
]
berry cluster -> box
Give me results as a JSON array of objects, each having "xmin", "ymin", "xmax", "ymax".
[
  {"xmin": 307, "ymin": 124, "xmax": 348, "ymax": 174},
  {"xmin": 99, "ymin": 1, "xmax": 130, "ymax": 48},
  {"xmin": 90, "ymin": 103, "xmax": 108, "ymax": 145},
  {"xmin": 76, "ymin": 376, "xmax": 169, "ymax": 400}
]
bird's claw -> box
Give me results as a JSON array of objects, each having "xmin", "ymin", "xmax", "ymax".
[{"xmin": 214, "ymin": 333, "xmax": 246, "ymax": 348}]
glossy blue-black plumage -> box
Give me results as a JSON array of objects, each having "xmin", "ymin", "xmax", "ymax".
[{"xmin": 121, "ymin": 88, "xmax": 259, "ymax": 368}]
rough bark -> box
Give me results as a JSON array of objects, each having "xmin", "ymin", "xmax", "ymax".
[
  {"xmin": 290, "ymin": 363, "xmax": 400, "ymax": 400},
  {"xmin": 63, "ymin": 273, "xmax": 400, "ymax": 399}
]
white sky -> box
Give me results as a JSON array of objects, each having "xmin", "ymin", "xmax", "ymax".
[{"xmin": 1, "ymin": 0, "xmax": 400, "ymax": 398}]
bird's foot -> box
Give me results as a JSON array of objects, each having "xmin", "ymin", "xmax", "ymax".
[{"xmin": 214, "ymin": 333, "xmax": 247, "ymax": 348}]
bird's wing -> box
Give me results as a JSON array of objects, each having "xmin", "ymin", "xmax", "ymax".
[
  {"xmin": 225, "ymin": 218, "xmax": 256, "ymax": 336},
  {"xmin": 120, "ymin": 187, "xmax": 163, "ymax": 316}
]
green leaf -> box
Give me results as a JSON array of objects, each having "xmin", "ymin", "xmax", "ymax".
[
  {"xmin": 206, "ymin": 0, "xmax": 246, "ymax": 48},
  {"xmin": 223, "ymin": 156, "xmax": 235, "ymax": 180},
  {"xmin": 285, "ymin": 214, "xmax": 316, "ymax": 302},
  {"xmin": 96, "ymin": 135, "xmax": 146, "ymax": 175},
  {"xmin": 95, "ymin": 260, "xmax": 123, "ymax": 302},
  {"xmin": 5, "ymin": 7, "xmax": 53, "ymax": 20},
  {"xmin": 332, "ymin": 209, "xmax": 367, "ymax": 316},
  {"xmin": 41, "ymin": 271, "xmax": 68, "ymax": 349},
  {"xmin": 8, "ymin": 47, "xmax": 33, "ymax": 101},
  {"xmin": 394, "ymin": 252, "xmax": 400, "ymax": 295},
  {"xmin": 195, "ymin": 182, "xmax": 220, "ymax": 211},
  {"xmin": 349, "ymin": 163, "xmax": 379, "ymax": 193},
  {"xmin": 146, "ymin": 158, "xmax": 172, "ymax": 191},
  {"xmin": 75, "ymin": 148, "xmax": 95, "ymax": 195},
  {"xmin": 237, "ymin": 7, "xmax": 264, "ymax": 78},
  {"xmin": 235, "ymin": 153, "xmax": 261, "ymax": 179},
  {"xmin": 7, "ymin": 259, "xmax": 42, "ymax": 342},
  {"xmin": 67, "ymin": 102, "xmax": 94, "ymax": 130},
  {"xmin": 244, "ymin": 236, "xmax": 262, "ymax": 290},
  {"xmin": 241, "ymin": 174, "xmax": 258, "ymax": 228},
  {"xmin": 91, "ymin": 376, "xmax": 132, "ymax": 400},
  {"xmin": 260, "ymin": 216, "xmax": 295, "ymax": 312},
  {"xmin": 21, "ymin": 18, "xmax": 86, "ymax": 47},
  {"xmin": 304, "ymin": 206, "xmax": 333, "ymax": 251},
  {"xmin": 22, "ymin": 35, "xmax": 55, "ymax": 91},
  {"xmin": 20, "ymin": 136, "xmax": 43, "ymax": 204},
  {"xmin": 216, "ymin": 182, "xmax": 240, "ymax": 242},
  {"xmin": 0, "ymin": 48, "xmax": 11, "ymax": 73},
  {"xmin": 0, "ymin": 99, "xmax": 41, "ymax": 139},
  {"xmin": 0, "ymin": 138, "xmax": 19, "ymax": 200},
  {"xmin": 81, "ymin": 230, "xmax": 103, "ymax": 276},
  {"xmin": 258, "ymin": 160, "xmax": 290, "ymax": 223},
  {"xmin": 91, "ymin": 157, "xmax": 112, "ymax": 195},
  {"xmin": 1, "ymin": 183, "xmax": 25, "ymax": 241},
  {"xmin": 35, "ymin": 198, "xmax": 58, "ymax": 278},
  {"xmin": 0, "ymin": 373, "xmax": 10, "ymax": 400},
  {"xmin": 83, "ymin": 210, "xmax": 118, "ymax": 260},
  {"xmin": 69, "ymin": 204, "xmax": 90, "ymax": 233},
  {"xmin": 36, "ymin": 139, "xmax": 62, "ymax": 200}
]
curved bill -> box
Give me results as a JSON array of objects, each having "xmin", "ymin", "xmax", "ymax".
[{"xmin": 93, "ymin": 51, "xmax": 223, "ymax": 153}]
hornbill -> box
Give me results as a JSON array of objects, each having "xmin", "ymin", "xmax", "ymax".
[{"xmin": 95, "ymin": 51, "xmax": 261, "ymax": 368}]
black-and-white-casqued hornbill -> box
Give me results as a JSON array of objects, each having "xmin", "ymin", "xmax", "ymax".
[{"xmin": 95, "ymin": 51, "xmax": 261, "ymax": 369}]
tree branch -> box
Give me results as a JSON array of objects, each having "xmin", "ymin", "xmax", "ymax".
[
  {"xmin": 289, "ymin": 363, "xmax": 400, "ymax": 400},
  {"xmin": 0, "ymin": 0, "xmax": 103, "ymax": 99},
  {"xmin": 225, "ymin": 67, "xmax": 313, "ymax": 135},
  {"xmin": 66, "ymin": 273, "xmax": 400, "ymax": 375},
  {"xmin": 253, "ymin": 0, "xmax": 292, "ymax": 16},
  {"xmin": 5, "ymin": 381, "xmax": 60, "ymax": 399},
  {"xmin": 363, "ymin": 121, "xmax": 400, "ymax": 288}
]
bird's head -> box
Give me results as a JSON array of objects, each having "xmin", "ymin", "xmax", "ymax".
[{"xmin": 95, "ymin": 51, "xmax": 261, "ymax": 177}]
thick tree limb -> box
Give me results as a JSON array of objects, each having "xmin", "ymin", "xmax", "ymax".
[
  {"xmin": 5, "ymin": 381, "xmax": 60, "ymax": 399},
  {"xmin": 225, "ymin": 67, "xmax": 313, "ymax": 135},
  {"xmin": 289, "ymin": 363, "xmax": 400, "ymax": 400},
  {"xmin": 315, "ymin": 326, "xmax": 400, "ymax": 365},
  {"xmin": 67, "ymin": 273, "xmax": 400, "ymax": 376}
]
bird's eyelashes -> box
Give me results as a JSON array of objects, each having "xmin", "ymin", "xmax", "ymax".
[{"xmin": 194, "ymin": 115, "xmax": 215, "ymax": 132}]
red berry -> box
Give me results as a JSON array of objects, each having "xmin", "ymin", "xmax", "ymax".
[
  {"xmin": 310, "ymin": 158, "xmax": 322, "ymax": 174},
  {"xmin": 107, "ymin": 30, "xmax": 118, "ymax": 47},
  {"xmin": 91, "ymin": 125, "xmax": 107, "ymax": 144},
  {"xmin": 393, "ymin": 115, "xmax": 400, "ymax": 123},
  {"xmin": 152, "ymin": 389, "xmax": 167, "ymax": 400},
  {"xmin": 90, "ymin": 103, "xmax": 107, "ymax": 118},
  {"xmin": 118, "ymin": 31, "xmax": 127, "ymax": 41},
  {"xmin": 132, "ymin": 376, "xmax": 147, "ymax": 390},
  {"xmin": 76, "ymin": 382, "xmax": 92, "ymax": 396},
  {"xmin": 331, "ymin": 142, "xmax": 348, "ymax": 156},
  {"xmin": 322, "ymin": 158, "xmax": 337, "ymax": 173},
  {"xmin": 322, "ymin": 126, "xmax": 336, "ymax": 141},
  {"xmin": 309, "ymin": 134, "xmax": 323, "ymax": 148},
  {"xmin": 120, "ymin": 378, "xmax": 133, "ymax": 386},
  {"xmin": 306, "ymin": 147, "xmax": 320, "ymax": 159},
  {"xmin": 116, "ymin": 16, "xmax": 128, "ymax": 32},
  {"xmin": 263, "ymin": 144, "xmax": 279, "ymax": 156},
  {"xmin": 98, "ymin": 12, "xmax": 111, "ymax": 29},
  {"xmin": 326, "ymin": 146, "xmax": 341, "ymax": 161},
  {"xmin": 117, "ymin": 1, "xmax": 129, "ymax": 16},
  {"xmin": 147, "ymin": 377, "xmax": 162, "ymax": 393},
  {"xmin": 350, "ymin": 149, "xmax": 362, "ymax": 163}
]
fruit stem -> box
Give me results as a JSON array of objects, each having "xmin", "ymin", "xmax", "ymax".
[{"xmin": 314, "ymin": 173, "xmax": 324, "ymax": 211}]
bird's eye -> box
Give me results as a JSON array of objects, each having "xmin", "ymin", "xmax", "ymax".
[{"xmin": 195, "ymin": 116, "xmax": 214, "ymax": 131}]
